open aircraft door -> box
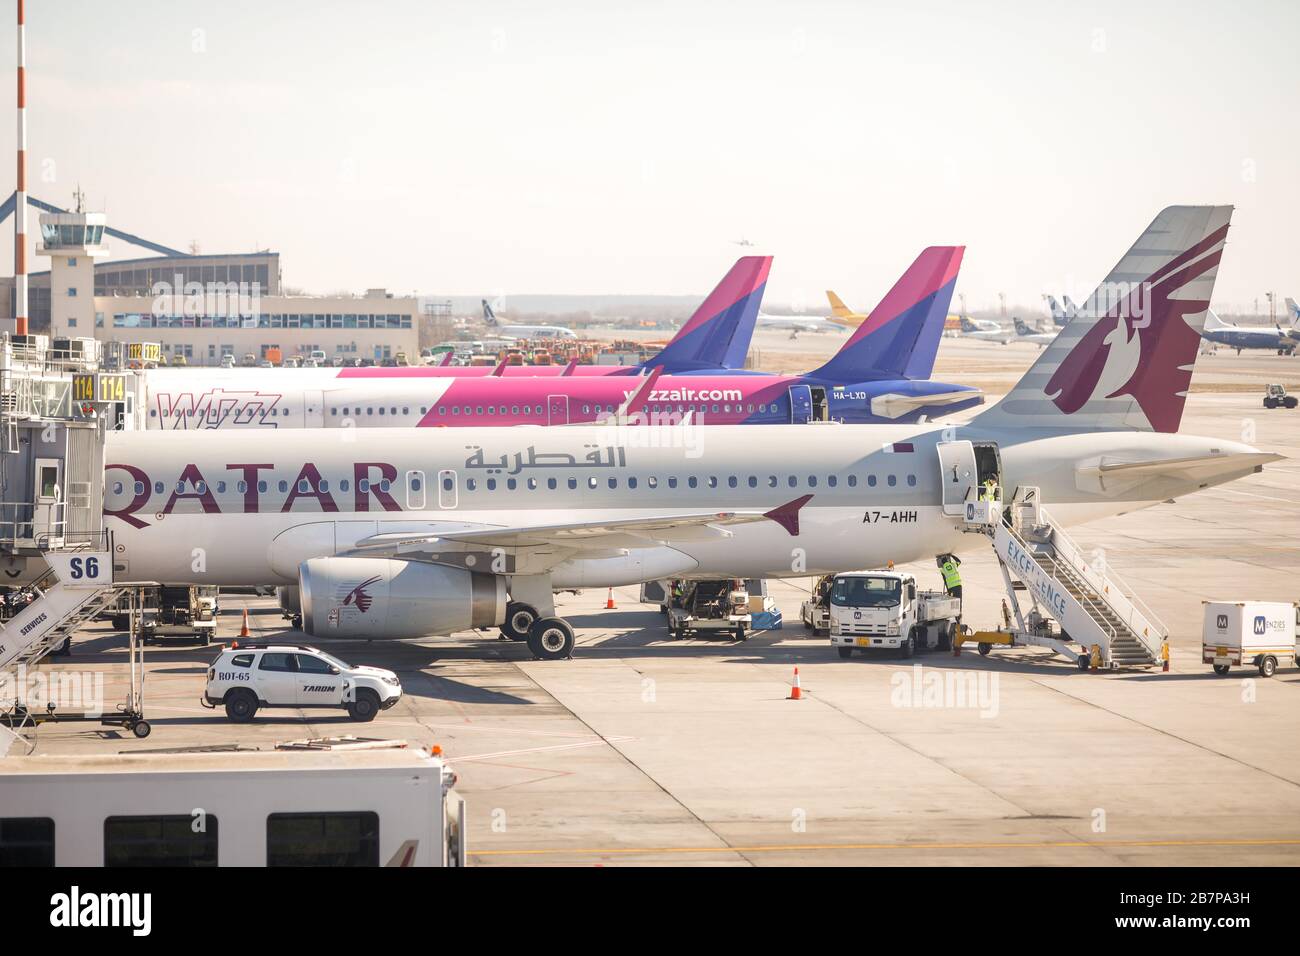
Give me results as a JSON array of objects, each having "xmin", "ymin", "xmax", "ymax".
[
  {"xmin": 936, "ymin": 440, "xmax": 978, "ymax": 516},
  {"xmin": 788, "ymin": 385, "xmax": 813, "ymax": 424}
]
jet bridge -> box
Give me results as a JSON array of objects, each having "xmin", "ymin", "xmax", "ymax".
[{"xmin": 958, "ymin": 486, "xmax": 1165, "ymax": 669}]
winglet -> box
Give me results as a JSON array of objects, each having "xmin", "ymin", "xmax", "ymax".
[
  {"xmin": 615, "ymin": 365, "xmax": 663, "ymax": 417},
  {"xmin": 490, "ymin": 358, "xmax": 508, "ymax": 377},
  {"xmin": 560, "ymin": 358, "xmax": 579, "ymax": 376},
  {"xmin": 764, "ymin": 494, "xmax": 813, "ymax": 536}
]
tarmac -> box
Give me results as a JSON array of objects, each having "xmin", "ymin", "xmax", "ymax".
[{"xmin": 12, "ymin": 337, "xmax": 1300, "ymax": 866}]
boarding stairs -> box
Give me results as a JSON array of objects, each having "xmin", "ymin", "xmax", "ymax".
[
  {"xmin": 966, "ymin": 488, "xmax": 1165, "ymax": 668},
  {"xmin": 0, "ymin": 546, "xmax": 120, "ymax": 671}
]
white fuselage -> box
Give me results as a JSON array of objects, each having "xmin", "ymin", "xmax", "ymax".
[
  {"xmin": 103, "ymin": 423, "xmax": 1262, "ymax": 589},
  {"xmin": 757, "ymin": 313, "xmax": 845, "ymax": 333},
  {"xmin": 493, "ymin": 324, "xmax": 577, "ymax": 339}
]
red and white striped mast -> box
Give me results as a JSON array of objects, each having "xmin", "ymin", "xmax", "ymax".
[{"xmin": 14, "ymin": 0, "xmax": 26, "ymax": 335}]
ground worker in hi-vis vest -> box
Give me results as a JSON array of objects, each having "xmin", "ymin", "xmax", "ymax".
[
  {"xmin": 980, "ymin": 477, "xmax": 1001, "ymax": 502},
  {"xmin": 937, "ymin": 553, "xmax": 962, "ymax": 600}
]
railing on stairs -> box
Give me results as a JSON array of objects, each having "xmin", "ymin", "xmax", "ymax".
[{"xmin": 1034, "ymin": 507, "xmax": 1166, "ymax": 662}]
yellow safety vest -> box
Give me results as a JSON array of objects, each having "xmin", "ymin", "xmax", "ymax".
[{"xmin": 941, "ymin": 560, "xmax": 961, "ymax": 589}]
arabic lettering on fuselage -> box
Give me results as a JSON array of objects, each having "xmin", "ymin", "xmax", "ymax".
[{"xmin": 463, "ymin": 444, "xmax": 627, "ymax": 475}]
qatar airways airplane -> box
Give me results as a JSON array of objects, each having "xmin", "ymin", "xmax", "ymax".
[
  {"xmin": 144, "ymin": 247, "xmax": 979, "ymax": 429},
  {"xmin": 103, "ymin": 206, "xmax": 1275, "ymax": 660}
]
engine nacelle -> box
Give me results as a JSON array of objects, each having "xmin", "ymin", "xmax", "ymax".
[{"xmin": 299, "ymin": 557, "xmax": 505, "ymax": 639}]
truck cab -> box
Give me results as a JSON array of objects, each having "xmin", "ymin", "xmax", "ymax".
[{"xmin": 828, "ymin": 570, "xmax": 961, "ymax": 658}]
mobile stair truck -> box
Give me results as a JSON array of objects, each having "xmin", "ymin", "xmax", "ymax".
[
  {"xmin": 1202, "ymin": 601, "xmax": 1299, "ymax": 677},
  {"xmin": 946, "ymin": 475, "xmax": 1166, "ymax": 670},
  {"xmin": 826, "ymin": 570, "xmax": 961, "ymax": 658}
]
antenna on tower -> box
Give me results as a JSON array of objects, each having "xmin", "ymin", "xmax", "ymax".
[{"xmin": 72, "ymin": 184, "xmax": 86, "ymax": 213}]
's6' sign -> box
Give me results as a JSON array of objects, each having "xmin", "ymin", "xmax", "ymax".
[{"xmin": 68, "ymin": 556, "xmax": 101, "ymax": 580}]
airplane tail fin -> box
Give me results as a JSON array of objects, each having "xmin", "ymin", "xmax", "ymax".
[
  {"xmin": 1046, "ymin": 296, "xmax": 1069, "ymax": 325},
  {"xmin": 1014, "ymin": 317, "xmax": 1034, "ymax": 336},
  {"xmin": 826, "ymin": 290, "xmax": 855, "ymax": 320},
  {"xmin": 809, "ymin": 246, "xmax": 964, "ymax": 382},
  {"xmin": 1203, "ymin": 309, "xmax": 1230, "ymax": 331},
  {"xmin": 1286, "ymin": 297, "xmax": 1300, "ymax": 327},
  {"xmin": 1063, "ymin": 295, "xmax": 1081, "ymax": 317},
  {"xmin": 960, "ymin": 315, "xmax": 979, "ymax": 333},
  {"xmin": 640, "ymin": 256, "xmax": 771, "ymax": 373},
  {"xmin": 972, "ymin": 205, "xmax": 1233, "ymax": 434},
  {"xmin": 481, "ymin": 299, "xmax": 499, "ymax": 326}
]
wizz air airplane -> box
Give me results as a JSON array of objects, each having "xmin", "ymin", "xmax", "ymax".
[
  {"xmin": 1199, "ymin": 309, "xmax": 1297, "ymax": 355},
  {"xmin": 142, "ymin": 257, "xmax": 775, "ymax": 428},
  {"xmin": 103, "ymin": 206, "xmax": 1276, "ymax": 660},
  {"xmin": 481, "ymin": 300, "xmax": 577, "ymax": 339},
  {"xmin": 145, "ymin": 247, "xmax": 980, "ymax": 429}
]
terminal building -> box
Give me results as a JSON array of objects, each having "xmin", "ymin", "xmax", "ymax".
[{"xmin": 0, "ymin": 196, "xmax": 420, "ymax": 366}]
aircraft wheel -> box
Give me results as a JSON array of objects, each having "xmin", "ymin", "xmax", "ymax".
[
  {"xmin": 500, "ymin": 601, "xmax": 538, "ymax": 643},
  {"xmin": 527, "ymin": 617, "xmax": 574, "ymax": 661}
]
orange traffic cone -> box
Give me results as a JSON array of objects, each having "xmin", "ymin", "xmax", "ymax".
[
  {"xmin": 240, "ymin": 608, "xmax": 250, "ymax": 638},
  {"xmin": 605, "ymin": 588, "xmax": 616, "ymax": 610},
  {"xmin": 788, "ymin": 666, "xmax": 802, "ymax": 700}
]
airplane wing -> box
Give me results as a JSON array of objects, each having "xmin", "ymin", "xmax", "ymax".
[{"xmin": 344, "ymin": 497, "xmax": 813, "ymax": 559}]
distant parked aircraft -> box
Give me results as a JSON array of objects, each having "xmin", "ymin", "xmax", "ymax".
[
  {"xmin": 481, "ymin": 300, "xmax": 578, "ymax": 340},
  {"xmin": 1199, "ymin": 309, "xmax": 1297, "ymax": 355}
]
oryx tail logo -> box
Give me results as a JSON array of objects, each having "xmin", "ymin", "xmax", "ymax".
[
  {"xmin": 342, "ymin": 575, "xmax": 382, "ymax": 613},
  {"xmin": 1044, "ymin": 223, "xmax": 1228, "ymax": 432}
]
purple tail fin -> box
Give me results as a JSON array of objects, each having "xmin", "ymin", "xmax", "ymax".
[
  {"xmin": 809, "ymin": 247, "xmax": 963, "ymax": 383},
  {"xmin": 640, "ymin": 257, "xmax": 771, "ymax": 373}
]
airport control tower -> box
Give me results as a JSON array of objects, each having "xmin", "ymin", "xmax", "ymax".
[{"xmin": 37, "ymin": 204, "xmax": 108, "ymax": 338}]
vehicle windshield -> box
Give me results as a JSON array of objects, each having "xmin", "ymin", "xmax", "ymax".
[
  {"xmin": 312, "ymin": 650, "xmax": 352, "ymax": 670},
  {"xmin": 831, "ymin": 576, "xmax": 902, "ymax": 608}
]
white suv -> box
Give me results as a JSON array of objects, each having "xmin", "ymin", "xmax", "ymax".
[{"xmin": 203, "ymin": 643, "xmax": 402, "ymax": 723}]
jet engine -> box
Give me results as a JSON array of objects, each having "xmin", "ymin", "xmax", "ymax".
[{"xmin": 298, "ymin": 557, "xmax": 505, "ymax": 639}]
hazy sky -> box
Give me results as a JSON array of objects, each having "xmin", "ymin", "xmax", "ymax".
[{"xmin": 6, "ymin": 0, "xmax": 1297, "ymax": 312}]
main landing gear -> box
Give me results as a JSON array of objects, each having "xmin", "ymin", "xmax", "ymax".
[
  {"xmin": 499, "ymin": 601, "xmax": 537, "ymax": 643},
  {"xmin": 527, "ymin": 617, "xmax": 575, "ymax": 661},
  {"xmin": 498, "ymin": 601, "xmax": 576, "ymax": 661},
  {"xmin": 503, "ymin": 576, "xmax": 575, "ymax": 661}
]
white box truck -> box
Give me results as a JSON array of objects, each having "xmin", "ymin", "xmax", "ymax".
[
  {"xmin": 828, "ymin": 570, "xmax": 961, "ymax": 658},
  {"xmin": 1202, "ymin": 601, "xmax": 1299, "ymax": 677}
]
